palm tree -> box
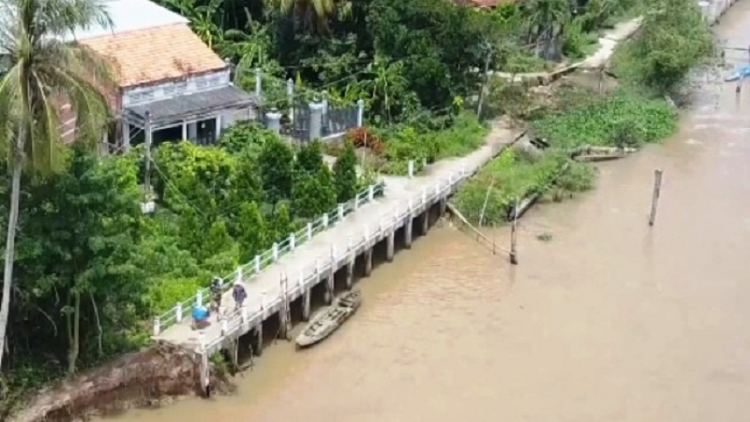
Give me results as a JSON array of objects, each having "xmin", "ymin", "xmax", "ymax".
[
  {"xmin": 264, "ymin": 0, "xmax": 351, "ymax": 34},
  {"xmin": 0, "ymin": 0, "xmax": 114, "ymax": 370},
  {"xmin": 522, "ymin": 0, "xmax": 571, "ymax": 59}
]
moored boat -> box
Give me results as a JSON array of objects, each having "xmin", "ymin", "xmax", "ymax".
[{"xmin": 295, "ymin": 290, "xmax": 362, "ymax": 348}]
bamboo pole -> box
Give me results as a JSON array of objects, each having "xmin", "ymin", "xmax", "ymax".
[
  {"xmin": 648, "ymin": 169, "xmax": 663, "ymax": 227},
  {"xmin": 478, "ymin": 179, "xmax": 495, "ymax": 228}
]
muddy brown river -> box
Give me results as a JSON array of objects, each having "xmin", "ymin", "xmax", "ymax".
[{"xmin": 103, "ymin": 5, "xmax": 750, "ymax": 422}]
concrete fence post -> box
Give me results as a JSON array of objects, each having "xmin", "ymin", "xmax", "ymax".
[
  {"xmin": 241, "ymin": 306, "xmax": 248, "ymax": 323},
  {"xmin": 422, "ymin": 189, "xmax": 427, "ymax": 204},
  {"xmin": 273, "ymin": 242, "xmax": 279, "ymax": 261},
  {"xmin": 286, "ymin": 78, "xmax": 294, "ymax": 120},
  {"xmin": 408, "ymin": 199, "xmax": 413, "ymax": 212},
  {"xmin": 221, "ymin": 319, "xmax": 229, "ymax": 335},
  {"xmin": 356, "ymin": 99, "xmax": 364, "ymax": 127},
  {"xmin": 315, "ymin": 259, "xmax": 321, "ymax": 274},
  {"xmin": 364, "ymin": 227, "xmax": 370, "ymax": 242},
  {"xmin": 348, "ymin": 235, "xmax": 353, "ymax": 251},
  {"xmin": 290, "ymin": 233, "xmax": 296, "ymax": 251},
  {"xmin": 338, "ymin": 204, "xmax": 345, "ymax": 221},
  {"xmin": 394, "ymin": 210, "xmax": 399, "ymax": 223},
  {"xmin": 199, "ymin": 333, "xmax": 206, "ymax": 353},
  {"xmin": 408, "ymin": 160, "xmax": 414, "ymax": 178},
  {"xmin": 254, "ymin": 254, "xmax": 261, "ymax": 273},
  {"xmin": 236, "ymin": 266, "xmax": 242, "ymax": 283},
  {"xmin": 260, "ymin": 291, "xmax": 266, "ymax": 311},
  {"xmin": 153, "ymin": 317, "xmax": 161, "ymax": 336},
  {"xmin": 354, "ymin": 195, "xmax": 359, "ymax": 210},
  {"xmin": 196, "ymin": 289, "xmax": 203, "ymax": 307},
  {"xmin": 435, "ymin": 181, "xmax": 440, "ymax": 196},
  {"xmin": 368, "ymin": 184, "xmax": 375, "ymax": 201},
  {"xmin": 309, "ymin": 101, "xmax": 324, "ymax": 141},
  {"xmin": 299, "ymin": 270, "xmax": 304, "ymax": 287},
  {"xmin": 331, "ymin": 243, "xmax": 337, "ymax": 260},
  {"xmin": 323, "ymin": 213, "xmax": 329, "ymax": 227},
  {"xmin": 265, "ymin": 109, "xmax": 282, "ymax": 134},
  {"xmin": 255, "ymin": 67, "xmax": 262, "ymax": 98},
  {"xmin": 307, "ymin": 222, "xmax": 313, "ymax": 240},
  {"xmin": 175, "ymin": 302, "xmax": 183, "ymax": 322}
]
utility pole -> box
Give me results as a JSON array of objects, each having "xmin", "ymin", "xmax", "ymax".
[{"xmin": 144, "ymin": 110, "xmax": 153, "ymax": 200}]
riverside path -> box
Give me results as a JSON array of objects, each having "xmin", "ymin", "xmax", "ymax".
[{"xmin": 152, "ymin": 120, "xmax": 521, "ymax": 356}]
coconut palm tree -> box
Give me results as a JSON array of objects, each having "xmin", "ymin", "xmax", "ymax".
[
  {"xmin": 522, "ymin": 0, "xmax": 571, "ymax": 60},
  {"xmin": 0, "ymin": 0, "xmax": 114, "ymax": 369},
  {"xmin": 265, "ymin": 0, "xmax": 351, "ymax": 34}
]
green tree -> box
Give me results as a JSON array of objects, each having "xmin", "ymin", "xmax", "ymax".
[
  {"xmin": 272, "ymin": 202, "xmax": 293, "ymax": 241},
  {"xmin": 259, "ymin": 138, "xmax": 294, "ymax": 205},
  {"xmin": 292, "ymin": 167, "xmax": 337, "ymax": 219},
  {"xmin": 265, "ymin": 0, "xmax": 351, "ymax": 34},
  {"xmin": 624, "ymin": 0, "xmax": 713, "ymax": 93},
  {"xmin": 521, "ymin": 0, "xmax": 571, "ymax": 59},
  {"xmin": 14, "ymin": 149, "xmax": 142, "ymax": 376},
  {"xmin": 236, "ymin": 202, "xmax": 268, "ymax": 262},
  {"xmin": 333, "ymin": 142, "xmax": 358, "ymax": 202},
  {"xmin": 0, "ymin": 0, "xmax": 114, "ymax": 368},
  {"xmin": 295, "ymin": 141, "xmax": 325, "ymax": 176}
]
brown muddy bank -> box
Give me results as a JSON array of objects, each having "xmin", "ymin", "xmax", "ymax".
[{"xmin": 8, "ymin": 344, "xmax": 233, "ymax": 422}]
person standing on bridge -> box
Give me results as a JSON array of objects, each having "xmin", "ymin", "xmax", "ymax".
[
  {"xmin": 233, "ymin": 282, "xmax": 247, "ymax": 310},
  {"xmin": 210, "ymin": 277, "xmax": 222, "ymax": 316}
]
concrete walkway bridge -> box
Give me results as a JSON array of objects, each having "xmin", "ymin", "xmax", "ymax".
[{"xmin": 152, "ymin": 122, "xmax": 520, "ymax": 358}]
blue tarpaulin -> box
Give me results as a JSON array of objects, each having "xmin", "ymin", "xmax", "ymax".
[
  {"xmin": 192, "ymin": 305, "xmax": 209, "ymax": 321},
  {"xmin": 725, "ymin": 65, "xmax": 750, "ymax": 82}
]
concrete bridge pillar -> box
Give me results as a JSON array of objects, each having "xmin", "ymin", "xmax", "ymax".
[
  {"xmin": 386, "ymin": 231, "xmax": 395, "ymax": 261},
  {"xmin": 278, "ymin": 309, "xmax": 290, "ymax": 340},
  {"xmin": 405, "ymin": 217, "xmax": 413, "ymax": 248},
  {"xmin": 254, "ymin": 324, "xmax": 263, "ymax": 356},
  {"xmin": 346, "ymin": 256, "xmax": 354, "ymax": 289},
  {"xmin": 439, "ymin": 198, "xmax": 447, "ymax": 215},
  {"xmin": 301, "ymin": 288, "xmax": 311, "ymax": 321},
  {"xmin": 324, "ymin": 270, "xmax": 334, "ymax": 304},
  {"xmin": 421, "ymin": 210, "xmax": 429, "ymax": 235},
  {"xmin": 364, "ymin": 247, "xmax": 373, "ymax": 276}
]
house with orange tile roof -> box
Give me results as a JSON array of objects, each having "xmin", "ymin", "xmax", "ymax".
[{"xmin": 67, "ymin": 0, "xmax": 257, "ymax": 151}]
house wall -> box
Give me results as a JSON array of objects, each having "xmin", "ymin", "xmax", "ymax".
[{"xmin": 122, "ymin": 70, "xmax": 231, "ymax": 107}]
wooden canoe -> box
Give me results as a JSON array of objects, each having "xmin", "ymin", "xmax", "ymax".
[{"xmin": 296, "ymin": 290, "xmax": 362, "ymax": 348}]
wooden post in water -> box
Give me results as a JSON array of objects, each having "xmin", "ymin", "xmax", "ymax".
[
  {"xmin": 510, "ymin": 198, "xmax": 518, "ymax": 265},
  {"xmin": 648, "ymin": 169, "xmax": 663, "ymax": 227}
]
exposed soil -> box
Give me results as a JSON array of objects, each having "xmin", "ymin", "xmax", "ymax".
[{"xmin": 8, "ymin": 344, "xmax": 233, "ymax": 422}]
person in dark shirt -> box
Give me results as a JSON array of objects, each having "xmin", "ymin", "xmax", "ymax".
[
  {"xmin": 232, "ymin": 282, "xmax": 247, "ymax": 310},
  {"xmin": 210, "ymin": 277, "xmax": 222, "ymax": 314}
]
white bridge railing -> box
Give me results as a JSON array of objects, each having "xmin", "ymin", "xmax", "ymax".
[
  {"xmin": 195, "ymin": 164, "xmax": 471, "ymax": 354},
  {"xmin": 153, "ymin": 181, "xmax": 386, "ymax": 335}
]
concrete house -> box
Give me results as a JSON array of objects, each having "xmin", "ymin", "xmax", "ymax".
[{"xmin": 65, "ymin": 0, "xmax": 257, "ymax": 151}]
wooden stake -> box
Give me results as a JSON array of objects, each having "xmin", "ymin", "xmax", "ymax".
[
  {"xmin": 510, "ymin": 198, "xmax": 518, "ymax": 265},
  {"xmin": 648, "ymin": 169, "xmax": 663, "ymax": 226}
]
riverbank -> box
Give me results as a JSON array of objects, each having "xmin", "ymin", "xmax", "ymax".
[{"xmin": 5, "ymin": 0, "xmax": 732, "ymax": 418}]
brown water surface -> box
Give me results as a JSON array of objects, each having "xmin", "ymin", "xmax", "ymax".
[{"xmin": 102, "ymin": 5, "xmax": 750, "ymax": 421}]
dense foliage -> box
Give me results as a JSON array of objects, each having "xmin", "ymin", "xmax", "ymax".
[{"xmin": 0, "ymin": 125, "xmax": 360, "ymax": 409}]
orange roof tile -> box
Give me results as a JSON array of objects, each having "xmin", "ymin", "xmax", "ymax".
[{"xmin": 79, "ymin": 24, "xmax": 226, "ymax": 89}]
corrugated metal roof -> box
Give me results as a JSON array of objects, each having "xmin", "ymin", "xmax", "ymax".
[
  {"xmin": 67, "ymin": 0, "xmax": 188, "ymax": 41},
  {"xmin": 126, "ymin": 85, "xmax": 256, "ymax": 125}
]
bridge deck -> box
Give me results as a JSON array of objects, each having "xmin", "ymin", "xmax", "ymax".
[{"xmin": 154, "ymin": 122, "xmax": 518, "ymax": 354}]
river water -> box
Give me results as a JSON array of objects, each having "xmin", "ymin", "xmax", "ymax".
[{"xmin": 105, "ymin": 5, "xmax": 750, "ymax": 422}]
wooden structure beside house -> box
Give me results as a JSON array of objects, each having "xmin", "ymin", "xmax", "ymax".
[{"xmin": 66, "ymin": 0, "xmax": 258, "ymax": 152}]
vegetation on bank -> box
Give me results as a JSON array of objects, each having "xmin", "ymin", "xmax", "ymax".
[
  {"xmin": 0, "ymin": 0, "xmax": 718, "ymax": 415},
  {"xmin": 0, "ymin": 124, "xmax": 361, "ymax": 411},
  {"xmin": 455, "ymin": 0, "xmax": 716, "ymax": 227}
]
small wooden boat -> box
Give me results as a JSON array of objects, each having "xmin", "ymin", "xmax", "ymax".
[{"xmin": 296, "ymin": 290, "xmax": 362, "ymax": 348}]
